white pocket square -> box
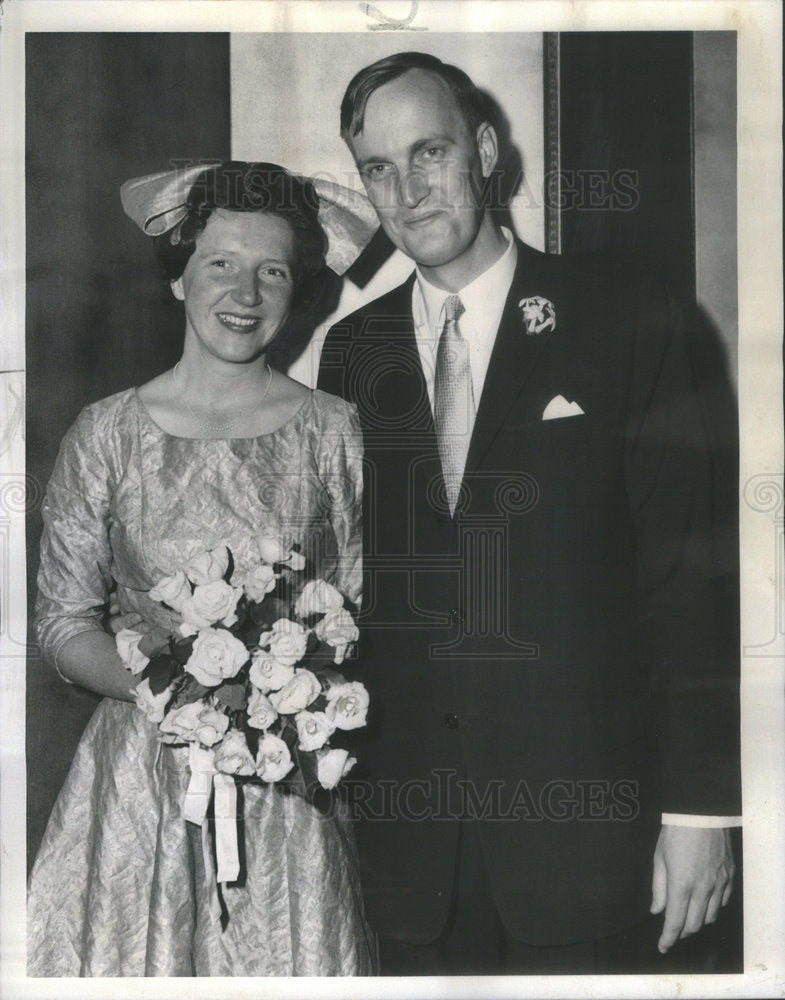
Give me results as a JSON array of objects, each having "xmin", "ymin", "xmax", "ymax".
[{"xmin": 542, "ymin": 395, "xmax": 585, "ymax": 420}]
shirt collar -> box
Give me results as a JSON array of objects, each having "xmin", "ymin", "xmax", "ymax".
[{"xmin": 414, "ymin": 227, "xmax": 517, "ymax": 333}]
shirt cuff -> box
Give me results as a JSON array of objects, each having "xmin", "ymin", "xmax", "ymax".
[{"xmin": 661, "ymin": 813, "xmax": 742, "ymax": 828}]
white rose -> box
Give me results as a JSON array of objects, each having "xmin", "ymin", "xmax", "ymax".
[
  {"xmin": 230, "ymin": 535, "xmax": 262, "ymax": 574},
  {"xmin": 160, "ymin": 700, "xmax": 230, "ymax": 746},
  {"xmin": 241, "ymin": 563, "xmax": 277, "ymax": 602},
  {"xmin": 269, "ymin": 669, "xmax": 322, "ymax": 715},
  {"xmin": 133, "ymin": 677, "xmax": 173, "ymax": 723},
  {"xmin": 295, "ymin": 579, "xmax": 345, "ymax": 618},
  {"xmin": 194, "ymin": 704, "xmax": 230, "ymax": 746},
  {"xmin": 295, "ymin": 710, "xmax": 334, "ymax": 751},
  {"xmin": 149, "ymin": 570, "xmax": 192, "ymax": 612},
  {"xmin": 213, "ymin": 729, "xmax": 256, "ymax": 776},
  {"xmin": 115, "ymin": 628, "xmax": 151, "ymax": 675},
  {"xmin": 259, "ymin": 618, "xmax": 308, "ymax": 667},
  {"xmin": 256, "ymin": 733, "xmax": 294, "ymax": 782},
  {"xmin": 325, "ymin": 681, "xmax": 369, "ymax": 731},
  {"xmin": 313, "ymin": 608, "xmax": 359, "ymax": 665},
  {"xmin": 180, "ymin": 580, "xmax": 242, "ymax": 629},
  {"xmin": 256, "ymin": 532, "xmax": 290, "ymax": 564},
  {"xmin": 160, "ymin": 700, "xmax": 206, "ymax": 743},
  {"xmin": 247, "ymin": 687, "xmax": 279, "ymax": 729},
  {"xmin": 249, "ymin": 652, "xmax": 295, "ymax": 693},
  {"xmin": 185, "ymin": 545, "xmax": 230, "ymax": 586},
  {"xmin": 287, "ymin": 551, "xmax": 306, "ymax": 571},
  {"xmin": 185, "ymin": 628, "xmax": 248, "ymax": 686},
  {"xmin": 316, "ymin": 747, "xmax": 357, "ymax": 789}
]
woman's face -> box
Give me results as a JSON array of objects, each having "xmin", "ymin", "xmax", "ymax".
[{"xmin": 172, "ymin": 208, "xmax": 296, "ymax": 366}]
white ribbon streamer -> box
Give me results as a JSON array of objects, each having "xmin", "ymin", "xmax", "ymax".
[
  {"xmin": 213, "ymin": 772, "xmax": 240, "ymax": 884},
  {"xmin": 183, "ymin": 744, "xmax": 215, "ymax": 825},
  {"xmin": 182, "ymin": 742, "xmax": 241, "ymax": 923}
]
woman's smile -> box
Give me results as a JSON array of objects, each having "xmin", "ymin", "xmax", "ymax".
[{"xmin": 217, "ymin": 311, "xmax": 263, "ymax": 332}]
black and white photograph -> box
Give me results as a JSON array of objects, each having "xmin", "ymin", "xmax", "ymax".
[{"xmin": 0, "ymin": 1, "xmax": 782, "ymax": 997}]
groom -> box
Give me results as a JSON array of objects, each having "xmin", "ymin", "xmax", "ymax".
[{"xmin": 317, "ymin": 52, "xmax": 740, "ymax": 974}]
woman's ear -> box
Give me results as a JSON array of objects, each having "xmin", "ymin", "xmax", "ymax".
[{"xmin": 171, "ymin": 278, "xmax": 185, "ymax": 301}]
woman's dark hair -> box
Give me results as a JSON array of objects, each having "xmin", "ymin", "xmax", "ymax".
[{"xmin": 154, "ymin": 161, "xmax": 340, "ymax": 370}]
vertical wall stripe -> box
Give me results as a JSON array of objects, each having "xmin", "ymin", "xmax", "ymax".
[
  {"xmin": 543, "ymin": 33, "xmax": 561, "ymax": 255},
  {"xmin": 692, "ymin": 33, "xmax": 738, "ymax": 388}
]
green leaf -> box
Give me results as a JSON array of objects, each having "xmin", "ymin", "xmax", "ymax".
[
  {"xmin": 233, "ymin": 595, "xmax": 250, "ymax": 628},
  {"xmin": 170, "ymin": 634, "xmax": 196, "ymax": 665},
  {"xmin": 317, "ymin": 666, "xmax": 347, "ymax": 688},
  {"xmin": 143, "ymin": 654, "xmax": 179, "ymax": 695},
  {"xmin": 178, "ymin": 673, "xmax": 210, "ymax": 702},
  {"xmin": 214, "ymin": 679, "xmax": 249, "ymax": 712},
  {"xmin": 236, "ymin": 620, "xmax": 264, "ymax": 648},
  {"xmin": 300, "ymin": 637, "xmax": 336, "ymax": 671},
  {"xmin": 249, "ymin": 593, "xmax": 286, "ymax": 628}
]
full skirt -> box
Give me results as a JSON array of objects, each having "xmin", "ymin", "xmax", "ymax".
[{"xmin": 27, "ymin": 700, "xmax": 377, "ymax": 976}]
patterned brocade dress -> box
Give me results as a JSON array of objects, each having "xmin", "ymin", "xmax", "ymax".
[{"xmin": 27, "ymin": 388, "xmax": 377, "ymax": 977}]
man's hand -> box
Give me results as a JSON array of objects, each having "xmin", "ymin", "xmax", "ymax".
[{"xmin": 650, "ymin": 825, "xmax": 735, "ymax": 953}]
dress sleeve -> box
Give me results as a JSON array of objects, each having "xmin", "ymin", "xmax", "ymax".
[
  {"xmin": 35, "ymin": 405, "xmax": 116, "ymax": 679},
  {"xmin": 317, "ymin": 396, "xmax": 364, "ymax": 610}
]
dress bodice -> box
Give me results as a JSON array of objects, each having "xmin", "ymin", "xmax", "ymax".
[{"xmin": 36, "ymin": 387, "xmax": 362, "ymax": 665}]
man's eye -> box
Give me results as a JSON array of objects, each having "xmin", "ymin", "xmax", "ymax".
[
  {"xmin": 211, "ymin": 259, "xmax": 229, "ymax": 268},
  {"xmin": 364, "ymin": 163, "xmax": 392, "ymax": 181},
  {"xmin": 420, "ymin": 146, "xmax": 445, "ymax": 162},
  {"xmin": 263, "ymin": 267, "xmax": 289, "ymax": 280}
]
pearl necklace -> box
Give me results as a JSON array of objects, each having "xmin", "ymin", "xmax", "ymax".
[{"xmin": 173, "ymin": 362, "xmax": 274, "ymax": 433}]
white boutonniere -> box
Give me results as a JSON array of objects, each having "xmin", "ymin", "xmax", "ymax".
[{"xmin": 518, "ymin": 296, "xmax": 556, "ymax": 336}]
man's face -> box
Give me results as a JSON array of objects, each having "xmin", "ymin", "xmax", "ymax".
[{"xmin": 347, "ymin": 69, "xmax": 497, "ymax": 272}]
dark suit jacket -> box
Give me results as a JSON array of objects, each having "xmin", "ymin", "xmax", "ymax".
[{"xmin": 318, "ymin": 240, "xmax": 740, "ymax": 947}]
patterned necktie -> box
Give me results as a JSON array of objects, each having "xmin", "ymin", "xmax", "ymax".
[{"xmin": 434, "ymin": 294, "xmax": 474, "ymax": 514}]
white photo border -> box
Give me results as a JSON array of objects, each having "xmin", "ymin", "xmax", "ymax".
[{"xmin": 2, "ymin": 2, "xmax": 782, "ymax": 998}]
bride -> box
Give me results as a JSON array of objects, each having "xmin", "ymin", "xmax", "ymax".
[{"xmin": 27, "ymin": 161, "xmax": 377, "ymax": 976}]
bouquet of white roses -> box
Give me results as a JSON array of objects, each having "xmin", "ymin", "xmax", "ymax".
[
  {"xmin": 116, "ymin": 534, "xmax": 367, "ymax": 898},
  {"xmin": 116, "ymin": 534, "xmax": 368, "ymax": 796}
]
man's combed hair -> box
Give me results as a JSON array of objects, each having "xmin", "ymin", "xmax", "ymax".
[{"xmin": 340, "ymin": 51, "xmax": 492, "ymax": 141}]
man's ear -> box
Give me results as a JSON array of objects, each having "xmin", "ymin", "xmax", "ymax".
[
  {"xmin": 476, "ymin": 122, "xmax": 499, "ymax": 178},
  {"xmin": 171, "ymin": 278, "xmax": 185, "ymax": 301}
]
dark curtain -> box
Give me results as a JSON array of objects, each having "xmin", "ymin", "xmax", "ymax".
[
  {"xmin": 557, "ymin": 31, "xmax": 742, "ymax": 973},
  {"xmin": 558, "ymin": 32, "xmax": 695, "ymax": 301}
]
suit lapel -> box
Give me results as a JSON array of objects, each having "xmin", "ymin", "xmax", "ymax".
[
  {"xmin": 465, "ymin": 243, "xmax": 559, "ymax": 475},
  {"xmin": 360, "ymin": 274, "xmax": 435, "ymax": 435},
  {"xmin": 365, "ymin": 249, "xmax": 563, "ymax": 490}
]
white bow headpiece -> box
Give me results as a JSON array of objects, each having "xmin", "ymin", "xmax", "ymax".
[{"xmin": 120, "ymin": 163, "xmax": 379, "ymax": 276}]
